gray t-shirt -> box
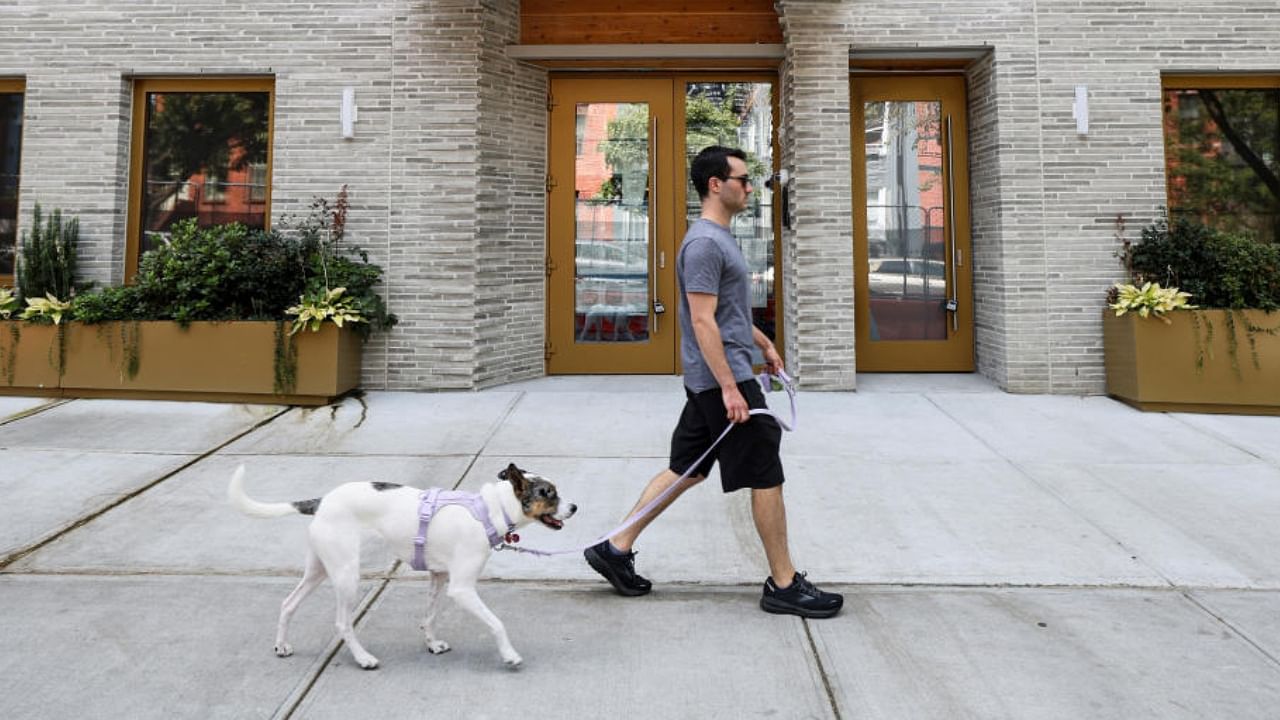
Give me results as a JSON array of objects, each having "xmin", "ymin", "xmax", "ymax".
[{"xmin": 677, "ymin": 218, "xmax": 756, "ymax": 393}]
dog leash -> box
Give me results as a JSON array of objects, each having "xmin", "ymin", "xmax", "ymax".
[{"xmin": 498, "ymin": 369, "xmax": 798, "ymax": 558}]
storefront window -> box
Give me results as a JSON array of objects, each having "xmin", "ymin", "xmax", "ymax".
[
  {"xmin": 129, "ymin": 79, "xmax": 273, "ymax": 271},
  {"xmin": 0, "ymin": 83, "xmax": 23, "ymax": 280},
  {"xmin": 1163, "ymin": 77, "xmax": 1280, "ymax": 244}
]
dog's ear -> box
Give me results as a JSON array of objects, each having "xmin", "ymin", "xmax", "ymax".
[{"xmin": 498, "ymin": 463, "xmax": 528, "ymax": 494}]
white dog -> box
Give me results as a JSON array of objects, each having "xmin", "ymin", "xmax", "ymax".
[{"xmin": 228, "ymin": 463, "xmax": 576, "ymax": 670}]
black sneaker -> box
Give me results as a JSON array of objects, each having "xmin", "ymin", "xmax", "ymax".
[
  {"xmin": 760, "ymin": 572, "xmax": 843, "ymax": 618},
  {"xmin": 584, "ymin": 540, "xmax": 652, "ymax": 597}
]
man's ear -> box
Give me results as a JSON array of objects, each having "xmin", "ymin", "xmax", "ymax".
[{"xmin": 498, "ymin": 463, "xmax": 528, "ymax": 494}]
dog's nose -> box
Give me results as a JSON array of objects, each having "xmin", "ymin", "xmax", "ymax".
[{"xmin": 569, "ymin": 503, "xmax": 578, "ymax": 514}]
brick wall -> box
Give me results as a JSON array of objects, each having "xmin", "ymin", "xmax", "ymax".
[
  {"xmin": 778, "ymin": 0, "xmax": 1280, "ymax": 393},
  {"xmin": 0, "ymin": 0, "xmax": 552, "ymax": 391}
]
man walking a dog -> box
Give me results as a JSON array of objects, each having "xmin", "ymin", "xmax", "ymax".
[{"xmin": 585, "ymin": 145, "xmax": 843, "ymax": 618}]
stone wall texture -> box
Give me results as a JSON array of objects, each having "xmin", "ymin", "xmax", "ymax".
[{"xmin": 3, "ymin": 1, "xmax": 1279, "ymax": 392}]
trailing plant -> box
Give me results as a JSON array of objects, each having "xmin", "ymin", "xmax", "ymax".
[
  {"xmin": 16, "ymin": 204, "xmax": 83, "ymax": 303},
  {"xmin": 286, "ymin": 287, "xmax": 366, "ymax": 335},
  {"xmin": 273, "ymin": 320, "xmax": 298, "ymax": 395},
  {"xmin": 0, "ymin": 286, "xmax": 16, "ymax": 319},
  {"xmin": 19, "ymin": 293, "xmax": 72, "ymax": 325},
  {"xmin": 1107, "ymin": 282, "xmax": 1196, "ymax": 322},
  {"xmin": 2, "ymin": 324, "xmax": 18, "ymax": 386}
]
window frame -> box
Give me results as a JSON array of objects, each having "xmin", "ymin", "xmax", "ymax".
[
  {"xmin": 1160, "ymin": 74, "xmax": 1280, "ymax": 239},
  {"xmin": 125, "ymin": 77, "xmax": 275, "ymax": 280},
  {"xmin": 0, "ymin": 78, "xmax": 25, "ymax": 288}
]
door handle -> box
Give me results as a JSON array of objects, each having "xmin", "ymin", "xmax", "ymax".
[
  {"xmin": 945, "ymin": 114, "xmax": 959, "ymax": 333},
  {"xmin": 650, "ymin": 115, "xmax": 660, "ymax": 334}
]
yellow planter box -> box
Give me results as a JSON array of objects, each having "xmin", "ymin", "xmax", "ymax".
[
  {"xmin": 1103, "ymin": 309, "xmax": 1280, "ymax": 415},
  {"xmin": 0, "ymin": 321, "xmax": 362, "ymax": 406},
  {"xmin": 0, "ymin": 323, "xmax": 62, "ymax": 396}
]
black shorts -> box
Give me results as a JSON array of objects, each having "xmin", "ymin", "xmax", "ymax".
[{"xmin": 669, "ymin": 380, "xmax": 785, "ymax": 493}]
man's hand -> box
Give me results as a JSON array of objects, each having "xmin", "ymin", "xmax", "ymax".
[
  {"xmin": 762, "ymin": 344, "xmax": 783, "ymax": 376},
  {"xmin": 722, "ymin": 384, "xmax": 750, "ymax": 424}
]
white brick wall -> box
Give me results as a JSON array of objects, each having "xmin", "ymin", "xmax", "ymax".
[
  {"xmin": 0, "ymin": 0, "xmax": 550, "ymax": 391},
  {"xmin": 5, "ymin": 1, "xmax": 1278, "ymax": 393},
  {"xmin": 778, "ymin": 0, "xmax": 1280, "ymax": 393}
]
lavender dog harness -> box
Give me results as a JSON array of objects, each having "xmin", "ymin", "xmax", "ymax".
[{"xmin": 411, "ymin": 488, "xmax": 515, "ymax": 572}]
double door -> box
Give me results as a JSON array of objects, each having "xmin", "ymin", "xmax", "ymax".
[{"xmin": 545, "ymin": 76, "xmax": 779, "ymax": 374}]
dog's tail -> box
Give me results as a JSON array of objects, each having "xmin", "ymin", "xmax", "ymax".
[{"xmin": 228, "ymin": 465, "xmax": 320, "ymax": 518}]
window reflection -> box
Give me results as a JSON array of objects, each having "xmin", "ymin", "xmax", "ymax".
[
  {"xmin": 140, "ymin": 90, "xmax": 271, "ymax": 255},
  {"xmin": 684, "ymin": 82, "xmax": 776, "ymax": 352},
  {"xmin": 864, "ymin": 100, "xmax": 947, "ymax": 341},
  {"xmin": 0, "ymin": 91, "xmax": 22, "ymax": 277},
  {"xmin": 1163, "ymin": 86, "xmax": 1280, "ymax": 244}
]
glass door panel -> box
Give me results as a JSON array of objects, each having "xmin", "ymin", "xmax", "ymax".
[
  {"xmin": 682, "ymin": 82, "xmax": 778, "ymax": 354},
  {"xmin": 574, "ymin": 102, "xmax": 652, "ymax": 344},
  {"xmin": 852, "ymin": 75, "xmax": 973, "ymax": 371},
  {"xmin": 864, "ymin": 100, "xmax": 947, "ymax": 341}
]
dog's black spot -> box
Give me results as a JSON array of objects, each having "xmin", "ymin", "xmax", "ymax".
[
  {"xmin": 371, "ymin": 482, "xmax": 402, "ymax": 492},
  {"xmin": 293, "ymin": 498, "xmax": 322, "ymax": 515}
]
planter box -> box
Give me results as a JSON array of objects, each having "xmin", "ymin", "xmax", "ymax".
[
  {"xmin": 0, "ymin": 321, "xmax": 362, "ymax": 406},
  {"xmin": 1103, "ymin": 309, "xmax": 1280, "ymax": 415},
  {"xmin": 0, "ymin": 323, "xmax": 61, "ymax": 396}
]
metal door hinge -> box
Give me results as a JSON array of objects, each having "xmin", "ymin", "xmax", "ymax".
[
  {"xmin": 544, "ymin": 341, "xmax": 555, "ymax": 361},
  {"xmin": 545, "ymin": 255, "xmax": 556, "ymax": 277},
  {"xmin": 546, "ymin": 93, "xmax": 556, "ymax": 112},
  {"xmin": 545, "ymin": 174, "xmax": 556, "ymax": 193}
]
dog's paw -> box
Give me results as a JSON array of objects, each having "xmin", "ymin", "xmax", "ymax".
[
  {"xmin": 502, "ymin": 652, "xmax": 523, "ymax": 669},
  {"xmin": 355, "ymin": 655, "xmax": 380, "ymax": 670},
  {"xmin": 274, "ymin": 643, "xmax": 293, "ymax": 658},
  {"xmin": 426, "ymin": 640, "xmax": 451, "ymax": 654}
]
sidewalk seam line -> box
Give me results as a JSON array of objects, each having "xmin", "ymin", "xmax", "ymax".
[
  {"xmin": 802, "ymin": 619, "xmax": 844, "ymax": 720},
  {"xmin": 451, "ymin": 390, "xmax": 526, "ymax": 491},
  {"xmin": 277, "ymin": 563, "xmax": 398, "ymax": 720},
  {"xmin": 922, "ymin": 394, "xmax": 1179, "ymax": 590},
  {"xmin": 1180, "ymin": 590, "xmax": 1280, "ymax": 672},
  {"xmin": 1166, "ymin": 413, "xmax": 1271, "ymax": 466},
  {"xmin": 0, "ymin": 405, "xmax": 291, "ymax": 570},
  {"xmin": 0, "ymin": 398, "xmax": 72, "ymax": 427}
]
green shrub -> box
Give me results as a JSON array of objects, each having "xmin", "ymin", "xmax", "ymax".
[
  {"xmin": 16, "ymin": 204, "xmax": 82, "ymax": 303},
  {"xmin": 1126, "ymin": 216, "xmax": 1280, "ymax": 311},
  {"xmin": 130, "ymin": 220, "xmax": 311, "ymax": 324}
]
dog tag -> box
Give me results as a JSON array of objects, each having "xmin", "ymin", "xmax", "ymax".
[
  {"xmin": 653, "ymin": 299, "xmax": 666, "ymax": 315},
  {"xmin": 504, "ymin": 532, "xmax": 520, "ymax": 544}
]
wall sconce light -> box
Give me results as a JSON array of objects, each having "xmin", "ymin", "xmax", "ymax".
[
  {"xmin": 1072, "ymin": 84, "xmax": 1089, "ymax": 136},
  {"xmin": 340, "ymin": 87, "xmax": 357, "ymax": 139}
]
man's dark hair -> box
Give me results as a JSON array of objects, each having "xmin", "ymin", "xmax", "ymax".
[{"xmin": 690, "ymin": 145, "xmax": 747, "ymax": 200}]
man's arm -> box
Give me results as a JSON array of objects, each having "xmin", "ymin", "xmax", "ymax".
[
  {"xmin": 753, "ymin": 326, "xmax": 783, "ymax": 375},
  {"xmin": 687, "ymin": 291, "xmax": 750, "ymax": 423}
]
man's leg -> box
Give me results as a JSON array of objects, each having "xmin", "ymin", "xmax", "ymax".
[
  {"xmin": 610, "ymin": 468, "xmax": 704, "ymax": 552},
  {"xmin": 750, "ymin": 485, "xmax": 796, "ymax": 586},
  {"xmin": 753, "ymin": 484, "xmax": 844, "ymax": 619}
]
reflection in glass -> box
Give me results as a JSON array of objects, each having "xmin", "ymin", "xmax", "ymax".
[
  {"xmin": 140, "ymin": 91, "xmax": 271, "ymax": 255},
  {"xmin": 1163, "ymin": 87, "xmax": 1280, "ymax": 244},
  {"xmin": 864, "ymin": 100, "xmax": 947, "ymax": 341},
  {"xmin": 684, "ymin": 82, "xmax": 775, "ymax": 355},
  {"xmin": 0, "ymin": 93, "xmax": 23, "ymax": 276},
  {"xmin": 574, "ymin": 102, "xmax": 650, "ymax": 344}
]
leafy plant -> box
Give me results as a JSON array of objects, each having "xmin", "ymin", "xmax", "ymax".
[
  {"xmin": 1108, "ymin": 282, "xmax": 1196, "ymax": 323},
  {"xmin": 16, "ymin": 204, "xmax": 83, "ymax": 303},
  {"xmin": 1122, "ymin": 215, "xmax": 1280, "ymax": 311},
  {"xmin": 0, "ymin": 286, "xmax": 16, "ymax": 319},
  {"xmin": 19, "ymin": 293, "xmax": 72, "ymax": 325},
  {"xmin": 286, "ymin": 287, "xmax": 366, "ymax": 335}
]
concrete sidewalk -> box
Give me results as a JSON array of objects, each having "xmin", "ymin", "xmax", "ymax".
[{"xmin": 2, "ymin": 375, "xmax": 1279, "ymax": 719}]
